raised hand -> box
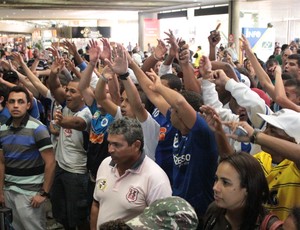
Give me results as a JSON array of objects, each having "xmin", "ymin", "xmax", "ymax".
[
  {"xmin": 199, "ymin": 55, "xmax": 213, "ymax": 79},
  {"xmin": 62, "ymin": 40, "xmax": 77, "ymax": 56},
  {"xmin": 208, "ymin": 25, "xmax": 221, "ymax": 47},
  {"xmin": 212, "ymin": 69, "xmax": 230, "ymax": 86},
  {"xmin": 100, "ymin": 38, "xmax": 112, "ymax": 62},
  {"xmin": 164, "ymin": 29, "xmax": 179, "ymax": 57},
  {"xmin": 101, "ymin": 65, "xmax": 115, "ymax": 81},
  {"xmin": 88, "ymin": 39, "xmax": 101, "ymax": 64},
  {"xmin": 65, "ymin": 58, "xmax": 76, "ymax": 72},
  {"xmin": 153, "ymin": 39, "xmax": 167, "ymax": 60},
  {"xmin": 11, "ymin": 52, "xmax": 25, "ymax": 66},
  {"xmin": 240, "ymin": 34, "xmax": 252, "ymax": 53},
  {"xmin": 200, "ymin": 105, "xmax": 223, "ymax": 133},
  {"xmin": 104, "ymin": 43, "xmax": 128, "ymax": 75},
  {"xmin": 146, "ymin": 68, "xmax": 162, "ymax": 93},
  {"xmin": 224, "ymin": 120, "xmax": 254, "ymax": 143},
  {"xmin": 178, "ymin": 43, "xmax": 190, "ymax": 64},
  {"xmin": 50, "ymin": 57, "xmax": 65, "ymax": 75},
  {"xmin": 47, "ymin": 46, "xmax": 61, "ymax": 59}
]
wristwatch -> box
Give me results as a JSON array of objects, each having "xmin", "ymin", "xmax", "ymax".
[
  {"xmin": 250, "ymin": 129, "xmax": 261, "ymax": 144},
  {"xmin": 119, "ymin": 72, "xmax": 130, "ymax": 80},
  {"xmin": 38, "ymin": 189, "xmax": 50, "ymax": 198}
]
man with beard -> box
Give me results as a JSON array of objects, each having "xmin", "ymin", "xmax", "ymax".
[{"xmin": 48, "ymin": 58, "xmax": 92, "ymax": 230}]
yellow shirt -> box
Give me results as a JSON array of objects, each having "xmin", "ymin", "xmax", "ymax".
[
  {"xmin": 254, "ymin": 151, "xmax": 300, "ymax": 220},
  {"xmin": 193, "ymin": 50, "xmax": 202, "ymax": 68}
]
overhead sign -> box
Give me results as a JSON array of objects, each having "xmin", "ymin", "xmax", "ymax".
[
  {"xmin": 242, "ymin": 27, "xmax": 275, "ymax": 62},
  {"xmin": 72, "ymin": 27, "xmax": 111, "ymax": 38}
]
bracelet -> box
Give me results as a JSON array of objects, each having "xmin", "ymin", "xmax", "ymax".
[
  {"xmin": 101, "ymin": 74, "xmax": 108, "ymax": 83},
  {"xmin": 119, "ymin": 72, "xmax": 130, "ymax": 80},
  {"xmin": 250, "ymin": 129, "xmax": 261, "ymax": 144},
  {"xmin": 153, "ymin": 53, "xmax": 161, "ymax": 61}
]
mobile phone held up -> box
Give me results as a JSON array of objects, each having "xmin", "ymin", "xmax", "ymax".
[
  {"xmin": 234, "ymin": 126, "xmax": 248, "ymax": 137},
  {"xmin": 6, "ymin": 55, "xmax": 14, "ymax": 61},
  {"xmin": 178, "ymin": 40, "xmax": 186, "ymax": 53},
  {"xmin": 210, "ymin": 23, "xmax": 221, "ymax": 42}
]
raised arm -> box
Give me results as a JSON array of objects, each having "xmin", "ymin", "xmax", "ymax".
[
  {"xmin": 147, "ymin": 69, "xmax": 196, "ymax": 129},
  {"xmin": 62, "ymin": 40, "xmax": 84, "ymax": 67},
  {"xmin": 12, "ymin": 52, "xmax": 49, "ymax": 97},
  {"xmin": 78, "ymin": 39, "xmax": 101, "ymax": 106},
  {"xmin": 208, "ymin": 24, "xmax": 221, "ymax": 61},
  {"xmin": 154, "ymin": 30, "xmax": 178, "ymax": 76},
  {"xmin": 273, "ymin": 65, "xmax": 300, "ymax": 111},
  {"xmin": 240, "ymin": 34, "xmax": 275, "ymax": 98},
  {"xmin": 95, "ymin": 53, "xmax": 120, "ymax": 117},
  {"xmin": 128, "ymin": 42, "xmax": 170, "ymax": 116},
  {"xmin": 228, "ymin": 121, "xmax": 300, "ymax": 168},
  {"xmin": 141, "ymin": 39, "xmax": 167, "ymax": 73},
  {"xmin": 179, "ymin": 43, "xmax": 201, "ymax": 93},
  {"xmin": 48, "ymin": 58, "xmax": 66, "ymax": 104},
  {"xmin": 200, "ymin": 105, "xmax": 235, "ymax": 158},
  {"xmin": 106, "ymin": 44, "xmax": 149, "ymax": 122},
  {"xmin": 211, "ymin": 60, "xmax": 239, "ymax": 82}
]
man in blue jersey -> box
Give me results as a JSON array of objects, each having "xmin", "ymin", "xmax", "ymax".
[
  {"xmin": 0, "ymin": 86, "xmax": 56, "ymax": 230},
  {"xmin": 147, "ymin": 68, "xmax": 218, "ymax": 229}
]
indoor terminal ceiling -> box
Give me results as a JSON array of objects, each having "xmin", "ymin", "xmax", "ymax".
[
  {"xmin": 1, "ymin": 0, "xmax": 229, "ymax": 12},
  {"xmin": 0, "ymin": 0, "xmax": 229, "ymax": 20},
  {"xmin": 0, "ymin": 0, "xmax": 299, "ymax": 22}
]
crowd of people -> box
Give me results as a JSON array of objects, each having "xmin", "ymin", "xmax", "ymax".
[{"xmin": 0, "ymin": 26, "xmax": 299, "ymax": 230}]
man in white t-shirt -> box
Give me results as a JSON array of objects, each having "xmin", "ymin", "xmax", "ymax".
[
  {"xmin": 48, "ymin": 61, "xmax": 92, "ymax": 230},
  {"xmin": 90, "ymin": 117, "xmax": 172, "ymax": 229}
]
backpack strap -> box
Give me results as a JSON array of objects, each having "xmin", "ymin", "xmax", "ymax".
[
  {"xmin": 269, "ymin": 219, "xmax": 283, "ymax": 230},
  {"xmin": 261, "ymin": 213, "xmax": 274, "ymax": 230},
  {"xmin": 260, "ymin": 213, "xmax": 283, "ymax": 230}
]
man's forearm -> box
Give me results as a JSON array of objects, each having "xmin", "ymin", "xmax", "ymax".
[
  {"xmin": 41, "ymin": 149, "xmax": 56, "ymax": 193},
  {"xmin": 90, "ymin": 201, "xmax": 100, "ymax": 230}
]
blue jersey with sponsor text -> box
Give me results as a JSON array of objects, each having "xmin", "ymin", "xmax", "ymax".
[{"xmin": 167, "ymin": 110, "xmax": 218, "ymax": 217}]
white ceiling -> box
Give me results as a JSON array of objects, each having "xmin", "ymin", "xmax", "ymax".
[
  {"xmin": 0, "ymin": 0, "xmax": 299, "ymax": 27},
  {"xmin": 0, "ymin": 0, "xmax": 228, "ymax": 20}
]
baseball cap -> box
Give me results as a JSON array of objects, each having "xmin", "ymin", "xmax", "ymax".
[
  {"xmin": 257, "ymin": 109, "xmax": 300, "ymax": 143},
  {"xmin": 126, "ymin": 196, "xmax": 198, "ymax": 230},
  {"xmin": 251, "ymin": 88, "xmax": 271, "ymax": 107},
  {"xmin": 240, "ymin": 74, "xmax": 251, "ymax": 88}
]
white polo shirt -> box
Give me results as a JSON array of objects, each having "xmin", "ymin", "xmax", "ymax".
[{"xmin": 93, "ymin": 153, "xmax": 172, "ymax": 227}]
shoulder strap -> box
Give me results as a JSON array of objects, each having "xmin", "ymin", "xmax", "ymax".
[
  {"xmin": 269, "ymin": 219, "xmax": 283, "ymax": 230},
  {"xmin": 261, "ymin": 213, "xmax": 274, "ymax": 230},
  {"xmin": 260, "ymin": 213, "xmax": 283, "ymax": 230}
]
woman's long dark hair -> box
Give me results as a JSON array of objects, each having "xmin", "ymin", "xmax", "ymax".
[{"xmin": 219, "ymin": 152, "xmax": 269, "ymax": 229}]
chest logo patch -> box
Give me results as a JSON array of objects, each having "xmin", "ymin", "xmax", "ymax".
[
  {"xmin": 98, "ymin": 179, "xmax": 107, "ymax": 191},
  {"xmin": 126, "ymin": 187, "xmax": 139, "ymax": 202}
]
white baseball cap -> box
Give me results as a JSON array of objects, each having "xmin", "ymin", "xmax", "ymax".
[
  {"xmin": 257, "ymin": 109, "xmax": 300, "ymax": 143},
  {"xmin": 240, "ymin": 74, "xmax": 251, "ymax": 88}
]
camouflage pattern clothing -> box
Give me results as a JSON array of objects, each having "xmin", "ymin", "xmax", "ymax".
[{"xmin": 126, "ymin": 196, "xmax": 198, "ymax": 229}]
